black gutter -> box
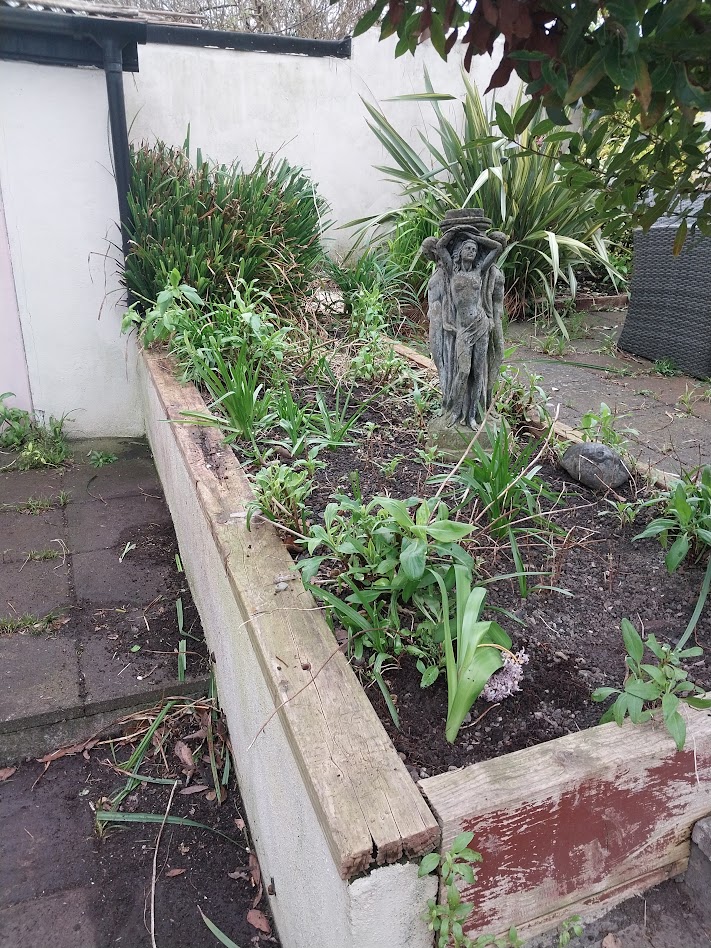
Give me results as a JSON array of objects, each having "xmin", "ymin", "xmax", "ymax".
[
  {"xmin": 102, "ymin": 36, "xmax": 133, "ymax": 256},
  {"xmin": 0, "ymin": 6, "xmax": 352, "ymax": 263},
  {"xmin": 145, "ymin": 23, "xmax": 351, "ymax": 59}
]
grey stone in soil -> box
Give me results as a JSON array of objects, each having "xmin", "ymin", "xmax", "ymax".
[{"xmin": 560, "ymin": 441, "xmax": 630, "ymax": 491}]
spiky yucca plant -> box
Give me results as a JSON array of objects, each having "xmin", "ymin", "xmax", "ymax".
[{"xmin": 360, "ymin": 72, "xmax": 620, "ymax": 327}]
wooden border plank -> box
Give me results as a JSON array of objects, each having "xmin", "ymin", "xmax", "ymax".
[
  {"xmin": 143, "ymin": 352, "xmax": 439, "ymax": 879},
  {"xmin": 420, "ymin": 706, "xmax": 711, "ymax": 939}
]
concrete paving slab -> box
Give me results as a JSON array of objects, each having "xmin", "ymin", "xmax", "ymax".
[
  {"xmin": 63, "ymin": 457, "xmax": 161, "ymax": 504},
  {"xmin": 0, "ymin": 469, "xmax": 65, "ymax": 506},
  {"xmin": 65, "ymin": 494, "xmax": 170, "ymax": 552},
  {"xmin": 0, "ymin": 557, "xmax": 71, "ymax": 618},
  {"xmin": 80, "ymin": 633, "xmax": 191, "ymax": 706},
  {"xmin": 0, "ymin": 636, "xmax": 80, "ymax": 728},
  {"xmin": 0, "ymin": 888, "xmax": 99, "ymax": 948},
  {"xmin": 72, "ymin": 547, "xmax": 172, "ymax": 605},
  {"xmin": 0, "ymin": 508, "xmax": 66, "ymax": 563},
  {"xmin": 507, "ymin": 310, "xmax": 711, "ymax": 477},
  {"xmin": 0, "ymin": 762, "xmax": 97, "ymax": 906}
]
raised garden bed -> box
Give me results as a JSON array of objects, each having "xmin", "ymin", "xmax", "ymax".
[{"xmin": 138, "ymin": 348, "xmax": 711, "ymax": 947}]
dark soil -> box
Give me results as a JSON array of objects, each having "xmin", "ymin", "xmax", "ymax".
[
  {"xmin": 365, "ymin": 466, "xmax": 711, "ymax": 778},
  {"xmin": 251, "ymin": 380, "xmax": 710, "ymax": 777},
  {"xmin": 0, "ymin": 701, "xmax": 280, "ymax": 948},
  {"xmin": 226, "ymin": 341, "xmax": 709, "ymax": 780}
]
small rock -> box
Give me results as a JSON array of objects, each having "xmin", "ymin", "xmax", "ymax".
[
  {"xmin": 534, "ymin": 711, "xmax": 544, "ymax": 719},
  {"xmin": 274, "ymin": 582, "xmax": 289, "ymax": 593},
  {"xmin": 560, "ymin": 441, "xmax": 630, "ymax": 491},
  {"xmin": 397, "ymin": 751, "xmax": 407, "ymax": 761}
]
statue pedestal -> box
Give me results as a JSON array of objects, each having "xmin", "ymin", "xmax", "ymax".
[{"xmin": 426, "ymin": 413, "xmax": 501, "ymax": 461}]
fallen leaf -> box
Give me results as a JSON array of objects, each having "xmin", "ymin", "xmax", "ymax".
[
  {"xmin": 182, "ymin": 728, "xmax": 207, "ymax": 741},
  {"xmin": 234, "ymin": 818, "xmax": 245, "ymax": 831},
  {"xmin": 248, "ymin": 852, "xmax": 261, "ymax": 889},
  {"xmin": 36, "ymin": 738, "xmax": 98, "ymax": 764},
  {"xmin": 249, "ymin": 851, "xmax": 263, "ymax": 906},
  {"xmin": 0, "ymin": 767, "xmax": 16, "ymax": 781},
  {"xmin": 206, "ymin": 790, "xmax": 216, "ymax": 802},
  {"xmin": 246, "ymin": 909, "xmax": 271, "ymax": 934},
  {"xmin": 174, "ymin": 740, "xmax": 195, "ymax": 774},
  {"xmin": 228, "ymin": 869, "xmax": 249, "ymax": 881},
  {"xmin": 166, "ymin": 868, "xmax": 186, "ymax": 877},
  {"xmin": 178, "ymin": 784, "xmax": 208, "ymax": 796}
]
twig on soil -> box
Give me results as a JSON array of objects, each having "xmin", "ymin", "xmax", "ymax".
[
  {"xmin": 150, "ymin": 780, "xmax": 178, "ymax": 948},
  {"xmin": 462, "ymin": 703, "xmax": 500, "ymax": 730},
  {"xmin": 248, "ymin": 642, "xmax": 347, "ymax": 750}
]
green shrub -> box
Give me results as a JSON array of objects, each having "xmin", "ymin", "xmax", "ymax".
[
  {"xmin": 361, "ymin": 73, "xmax": 620, "ymax": 329},
  {"xmin": 125, "ymin": 141, "xmax": 328, "ymax": 315}
]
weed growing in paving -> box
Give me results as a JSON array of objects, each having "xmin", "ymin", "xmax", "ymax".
[
  {"xmin": 0, "ymin": 612, "xmax": 60, "ymax": 635},
  {"xmin": 0, "ymin": 393, "xmax": 70, "ymax": 470},
  {"xmin": 1, "ymin": 491, "xmax": 70, "ymax": 515},
  {"xmin": 88, "ymin": 450, "xmax": 118, "ymax": 468},
  {"xmin": 653, "ymin": 357, "xmax": 681, "ymax": 377}
]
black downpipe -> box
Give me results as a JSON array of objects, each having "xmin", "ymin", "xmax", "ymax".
[{"xmin": 101, "ymin": 37, "xmax": 132, "ymax": 259}]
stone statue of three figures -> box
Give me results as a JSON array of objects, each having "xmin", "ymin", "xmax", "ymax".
[{"xmin": 422, "ymin": 209, "xmax": 507, "ymax": 430}]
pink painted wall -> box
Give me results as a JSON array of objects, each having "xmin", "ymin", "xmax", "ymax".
[{"xmin": 0, "ymin": 183, "xmax": 32, "ymax": 413}]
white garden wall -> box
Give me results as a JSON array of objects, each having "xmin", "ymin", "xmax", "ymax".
[
  {"xmin": 0, "ymin": 60, "xmax": 142, "ymax": 438},
  {"xmin": 126, "ymin": 32, "xmax": 514, "ymax": 252},
  {"xmin": 0, "ymin": 30, "xmax": 511, "ymax": 436}
]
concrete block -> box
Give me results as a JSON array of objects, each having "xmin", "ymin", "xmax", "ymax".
[
  {"xmin": 0, "ymin": 636, "xmax": 80, "ymax": 729},
  {"xmin": 66, "ymin": 494, "xmax": 170, "ymax": 552},
  {"xmin": 72, "ymin": 548, "xmax": 171, "ymax": 605},
  {"xmin": 0, "ymin": 558, "xmax": 71, "ymax": 618}
]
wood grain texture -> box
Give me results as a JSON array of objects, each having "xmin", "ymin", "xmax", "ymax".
[
  {"xmin": 420, "ymin": 706, "xmax": 711, "ymax": 940},
  {"xmin": 143, "ymin": 352, "xmax": 439, "ymax": 879}
]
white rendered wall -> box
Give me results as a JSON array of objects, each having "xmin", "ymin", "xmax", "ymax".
[
  {"xmin": 0, "ymin": 182, "xmax": 32, "ymax": 414},
  {"xmin": 0, "ymin": 60, "xmax": 143, "ymax": 438},
  {"xmin": 126, "ymin": 33, "xmax": 515, "ymax": 252}
]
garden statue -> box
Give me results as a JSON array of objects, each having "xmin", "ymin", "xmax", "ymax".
[{"xmin": 422, "ymin": 210, "xmax": 507, "ymax": 435}]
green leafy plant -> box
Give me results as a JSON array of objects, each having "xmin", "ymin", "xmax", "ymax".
[
  {"xmin": 654, "ymin": 357, "xmax": 681, "ymax": 378},
  {"xmin": 0, "ymin": 395, "xmax": 70, "ymax": 470},
  {"xmin": 592, "ymin": 619, "xmax": 711, "ymax": 751},
  {"xmin": 634, "ymin": 467, "xmax": 711, "ymax": 573},
  {"xmin": 431, "ymin": 423, "xmax": 558, "ymax": 597},
  {"xmin": 580, "ymin": 402, "xmax": 637, "ymax": 448},
  {"xmin": 247, "ymin": 461, "xmax": 314, "ymax": 535},
  {"xmin": 430, "ymin": 566, "xmax": 516, "ymax": 743},
  {"xmin": 348, "ymin": 335, "xmax": 409, "ymax": 385},
  {"xmin": 355, "ymin": 0, "xmax": 711, "ymax": 240},
  {"xmin": 419, "ymin": 832, "xmax": 522, "ymax": 948},
  {"xmin": 557, "ymin": 916, "xmax": 584, "ymax": 947},
  {"xmin": 88, "ymin": 450, "xmax": 118, "ymax": 468},
  {"xmin": 125, "ymin": 140, "xmax": 327, "ymax": 315},
  {"xmin": 360, "ymin": 77, "xmax": 618, "ymax": 327}
]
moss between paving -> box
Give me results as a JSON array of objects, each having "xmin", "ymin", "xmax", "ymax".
[{"xmin": 0, "ymin": 439, "xmax": 208, "ymax": 763}]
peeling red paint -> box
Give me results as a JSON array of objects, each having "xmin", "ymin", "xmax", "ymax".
[{"xmin": 459, "ymin": 747, "xmax": 711, "ymax": 933}]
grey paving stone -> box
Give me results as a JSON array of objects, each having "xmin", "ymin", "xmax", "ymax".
[
  {"xmin": 72, "ymin": 547, "xmax": 172, "ymax": 605},
  {"xmin": 63, "ymin": 457, "xmax": 161, "ymax": 504},
  {"xmin": 0, "ymin": 509, "xmax": 66, "ymax": 563},
  {"xmin": 0, "ymin": 636, "xmax": 80, "ymax": 728},
  {"xmin": 0, "ymin": 469, "xmax": 66, "ymax": 506},
  {"xmin": 65, "ymin": 493, "xmax": 170, "ymax": 553},
  {"xmin": 79, "ymin": 633, "xmax": 193, "ymax": 706},
  {"xmin": 0, "ymin": 889, "xmax": 99, "ymax": 948},
  {"xmin": 0, "ymin": 558, "xmax": 71, "ymax": 618}
]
